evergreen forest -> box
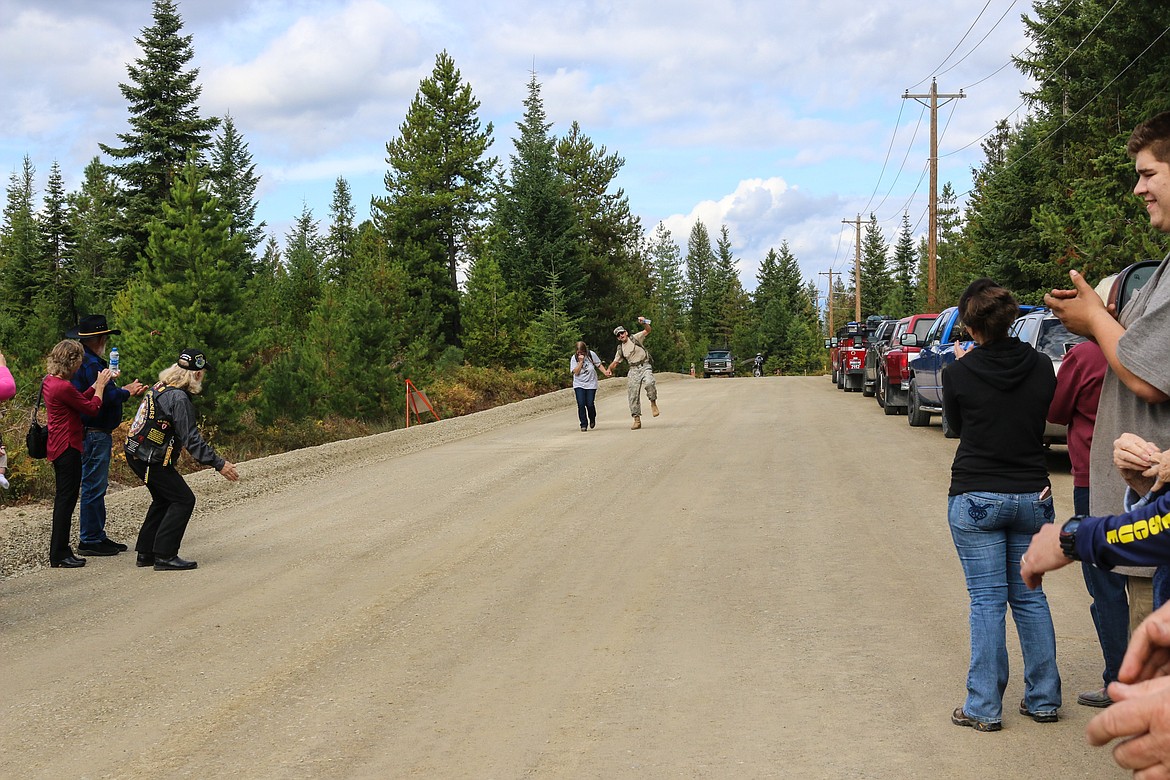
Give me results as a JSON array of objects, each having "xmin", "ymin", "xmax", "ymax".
[{"xmin": 2, "ymin": 0, "xmax": 1170, "ymax": 497}]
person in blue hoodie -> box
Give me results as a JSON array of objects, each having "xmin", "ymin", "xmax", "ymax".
[{"xmin": 944, "ymin": 277, "xmax": 1061, "ymax": 733}]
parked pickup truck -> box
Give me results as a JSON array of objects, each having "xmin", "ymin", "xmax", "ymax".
[
  {"xmin": 904, "ymin": 304, "xmax": 1042, "ymax": 436},
  {"xmin": 835, "ymin": 322, "xmax": 869, "ymax": 392},
  {"xmin": 703, "ymin": 349, "xmax": 735, "ymax": 378},
  {"xmin": 875, "ymin": 312, "xmax": 939, "ymax": 415},
  {"xmin": 827, "ymin": 323, "xmax": 855, "ymax": 386},
  {"xmin": 902, "ymin": 306, "xmax": 969, "ymax": 435},
  {"xmin": 862, "ymin": 318, "xmax": 900, "ymax": 397}
]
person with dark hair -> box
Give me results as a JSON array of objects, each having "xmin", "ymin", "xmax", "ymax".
[
  {"xmin": 944, "ymin": 278, "xmax": 1061, "ymax": 732},
  {"xmin": 42, "ymin": 340, "xmax": 113, "ymax": 568},
  {"xmin": 67, "ymin": 314, "xmax": 146, "ymax": 557},
  {"xmin": 570, "ymin": 340, "xmax": 611, "ymax": 431},
  {"xmin": 124, "ymin": 349, "xmax": 238, "ymax": 571},
  {"xmin": 1047, "ymin": 337, "xmax": 1130, "ymax": 708},
  {"xmin": 1023, "ymin": 111, "xmax": 1170, "ymax": 772}
]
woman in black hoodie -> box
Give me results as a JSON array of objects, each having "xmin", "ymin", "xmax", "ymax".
[{"xmin": 944, "ymin": 278, "xmax": 1062, "ymax": 732}]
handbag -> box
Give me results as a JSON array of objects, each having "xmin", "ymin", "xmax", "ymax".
[{"xmin": 26, "ymin": 386, "xmax": 47, "ymax": 459}]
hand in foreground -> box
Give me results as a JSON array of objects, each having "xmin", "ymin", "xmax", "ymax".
[
  {"xmin": 219, "ymin": 461, "xmax": 240, "ymax": 482},
  {"xmin": 1086, "ymin": 676, "xmax": 1170, "ymax": 775},
  {"xmin": 93, "ymin": 368, "xmax": 114, "ymax": 391},
  {"xmin": 1020, "ymin": 522, "xmax": 1072, "ymax": 589},
  {"xmin": 1118, "ymin": 602, "xmax": 1170, "ymax": 685},
  {"xmin": 1145, "ymin": 452, "xmax": 1170, "ymax": 493},
  {"xmin": 1117, "ymin": 433, "xmax": 1162, "ymax": 472},
  {"xmin": 1043, "ymin": 269, "xmax": 1112, "ymax": 337},
  {"xmin": 124, "ymin": 379, "xmax": 147, "ymax": 396}
]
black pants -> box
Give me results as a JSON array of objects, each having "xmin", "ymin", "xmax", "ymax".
[
  {"xmin": 50, "ymin": 448, "xmax": 82, "ymax": 562},
  {"xmin": 127, "ymin": 457, "xmax": 196, "ymax": 558}
]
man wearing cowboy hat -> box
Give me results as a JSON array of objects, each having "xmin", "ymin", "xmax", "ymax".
[
  {"xmin": 608, "ymin": 317, "xmax": 659, "ymax": 429},
  {"xmin": 68, "ymin": 314, "xmax": 146, "ymax": 556}
]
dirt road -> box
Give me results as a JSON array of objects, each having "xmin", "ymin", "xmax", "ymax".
[{"xmin": 0, "ymin": 375, "xmax": 1127, "ymax": 778}]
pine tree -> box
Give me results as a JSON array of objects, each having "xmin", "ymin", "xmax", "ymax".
[
  {"xmin": 555, "ymin": 121, "xmax": 648, "ymax": 351},
  {"xmin": 279, "ymin": 206, "xmax": 325, "ymax": 331},
  {"xmin": 887, "ymin": 213, "xmax": 917, "ymax": 317},
  {"xmin": 372, "ymin": 50, "xmax": 496, "ymax": 347},
  {"xmin": 526, "ymin": 274, "xmax": 583, "ymax": 374},
  {"xmin": 491, "ymin": 71, "xmax": 583, "ymax": 324},
  {"xmin": 111, "ymin": 159, "xmax": 248, "ymax": 426},
  {"xmin": 100, "ymin": 0, "xmax": 218, "ymax": 273},
  {"xmin": 461, "ymin": 255, "xmax": 524, "ymax": 368},
  {"xmin": 68, "ymin": 157, "xmax": 127, "ymax": 315},
  {"xmin": 36, "ymin": 161, "xmax": 77, "ymax": 343},
  {"xmin": 684, "ymin": 220, "xmax": 716, "ymax": 347},
  {"xmin": 326, "ymin": 176, "xmax": 357, "ymax": 282},
  {"xmin": 0, "ymin": 157, "xmax": 45, "ymax": 360},
  {"xmin": 644, "ymin": 222, "xmax": 689, "ymax": 371},
  {"xmin": 710, "ymin": 225, "xmax": 749, "ymax": 352},
  {"xmin": 859, "ymin": 215, "xmax": 891, "ymax": 318},
  {"xmin": 208, "ymin": 113, "xmax": 264, "ymax": 275}
]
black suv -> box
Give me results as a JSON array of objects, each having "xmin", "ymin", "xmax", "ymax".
[{"xmin": 702, "ymin": 350, "xmax": 734, "ymax": 378}]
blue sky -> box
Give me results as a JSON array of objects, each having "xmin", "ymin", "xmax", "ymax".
[{"xmin": 0, "ymin": 0, "xmax": 1036, "ymax": 295}]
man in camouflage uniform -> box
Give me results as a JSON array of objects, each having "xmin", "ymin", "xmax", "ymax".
[{"xmin": 608, "ymin": 318, "xmax": 659, "ymax": 430}]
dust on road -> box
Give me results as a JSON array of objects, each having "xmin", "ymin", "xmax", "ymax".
[{"xmin": 0, "ymin": 376, "xmax": 1124, "ymax": 778}]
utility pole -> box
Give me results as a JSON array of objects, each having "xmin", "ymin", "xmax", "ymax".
[
  {"xmin": 842, "ymin": 215, "xmax": 863, "ymax": 322},
  {"xmin": 903, "ymin": 78, "xmax": 964, "ymax": 312},
  {"xmin": 819, "ymin": 269, "xmax": 838, "ymax": 335}
]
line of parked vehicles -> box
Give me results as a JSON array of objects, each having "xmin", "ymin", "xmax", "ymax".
[{"xmin": 826, "ymin": 307, "xmax": 1086, "ymax": 443}]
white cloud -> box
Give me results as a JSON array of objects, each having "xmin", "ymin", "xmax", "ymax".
[{"xmin": 0, "ymin": 0, "xmax": 1038, "ymax": 295}]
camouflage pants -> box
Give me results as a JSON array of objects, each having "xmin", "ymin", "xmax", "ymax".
[{"xmin": 627, "ymin": 364, "xmax": 657, "ymax": 417}]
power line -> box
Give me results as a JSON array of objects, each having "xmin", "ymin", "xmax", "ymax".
[
  {"xmin": 936, "ymin": 1, "xmax": 1021, "ymax": 79},
  {"xmin": 955, "ymin": 21, "xmax": 1170, "ymax": 200},
  {"xmin": 906, "ymin": 0, "xmax": 996, "ymax": 91}
]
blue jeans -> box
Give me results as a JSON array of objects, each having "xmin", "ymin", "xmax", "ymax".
[
  {"xmin": 948, "ymin": 491, "xmax": 1062, "ymax": 723},
  {"xmin": 79, "ymin": 430, "xmax": 113, "ymax": 545},
  {"xmin": 574, "ymin": 387, "xmax": 597, "ymax": 428},
  {"xmin": 1074, "ymin": 485, "xmax": 1130, "ymax": 685}
]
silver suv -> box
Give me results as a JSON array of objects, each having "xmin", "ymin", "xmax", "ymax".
[{"xmin": 1009, "ymin": 307, "xmax": 1087, "ymax": 444}]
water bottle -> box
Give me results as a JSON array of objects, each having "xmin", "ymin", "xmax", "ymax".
[{"xmin": 109, "ymin": 346, "xmax": 120, "ymax": 375}]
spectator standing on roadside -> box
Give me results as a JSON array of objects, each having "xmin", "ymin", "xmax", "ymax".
[
  {"xmin": 0, "ymin": 347, "xmax": 16, "ymax": 490},
  {"xmin": 124, "ymin": 349, "xmax": 238, "ymax": 571},
  {"xmin": 1046, "ymin": 113, "xmax": 1170, "ymax": 635},
  {"xmin": 608, "ymin": 318, "xmax": 659, "ymax": 430},
  {"xmin": 1048, "ymin": 336, "xmax": 1129, "ymax": 708},
  {"xmin": 570, "ymin": 340, "xmax": 611, "ymax": 431},
  {"xmin": 1020, "ymin": 110, "xmax": 1170, "ymax": 776},
  {"xmin": 944, "ymin": 278, "xmax": 1061, "ymax": 732},
  {"xmin": 43, "ymin": 340, "xmax": 113, "ymax": 568},
  {"xmin": 67, "ymin": 315, "xmax": 146, "ymax": 557}
]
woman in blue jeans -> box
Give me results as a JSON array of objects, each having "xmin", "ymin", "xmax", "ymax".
[
  {"xmin": 570, "ymin": 341, "xmax": 610, "ymax": 431},
  {"xmin": 943, "ymin": 278, "xmax": 1062, "ymax": 731}
]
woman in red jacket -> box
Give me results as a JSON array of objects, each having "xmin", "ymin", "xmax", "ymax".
[{"xmin": 43, "ymin": 340, "xmax": 111, "ymax": 568}]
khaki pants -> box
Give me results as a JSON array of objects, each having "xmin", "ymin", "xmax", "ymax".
[
  {"xmin": 1129, "ymin": 575, "xmax": 1155, "ymax": 634},
  {"xmin": 627, "ymin": 364, "xmax": 656, "ymax": 417}
]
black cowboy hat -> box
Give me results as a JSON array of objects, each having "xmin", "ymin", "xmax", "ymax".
[{"xmin": 65, "ymin": 314, "xmax": 121, "ymax": 339}]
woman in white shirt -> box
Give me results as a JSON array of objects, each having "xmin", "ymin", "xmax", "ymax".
[{"xmin": 570, "ymin": 341, "xmax": 610, "ymax": 431}]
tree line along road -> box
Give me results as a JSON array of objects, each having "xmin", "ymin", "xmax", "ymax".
[{"xmin": 0, "ymin": 374, "xmax": 1125, "ymax": 778}]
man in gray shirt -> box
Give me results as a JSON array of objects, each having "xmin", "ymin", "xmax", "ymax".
[{"xmin": 1042, "ymin": 110, "xmax": 1170, "ymax": 773}]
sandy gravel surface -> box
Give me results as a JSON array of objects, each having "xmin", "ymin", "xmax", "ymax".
[{"xmin": 0, "ymin": 375, "xmax": 1127, "ymax": 778}]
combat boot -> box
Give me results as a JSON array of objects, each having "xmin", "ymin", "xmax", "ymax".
[
  {"xmin": 631, "ymin": 416, "xmax": 641, "ymax": 430},
  {"xmin": 651, "ymin": 401, "xmax": 660, "ymax": 417}
]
